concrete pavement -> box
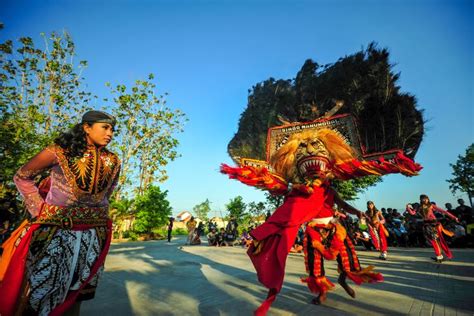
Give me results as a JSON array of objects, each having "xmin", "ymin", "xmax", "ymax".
[{"xmin": 82, "ymin": 237, "xmax": 474, "ymax": 316}]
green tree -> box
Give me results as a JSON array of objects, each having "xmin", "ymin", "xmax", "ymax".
[
  {"xmin": 1, "ymin": 30, "xmax": 92, "ymax": 198},
  {"xmin": 247, "ymin": 201, "xmax": 266, "ymax": 219},
  {"xmin": 332, "ymin": 176, "xmax": 382, "ymax": 201},
  {"xmin": 134, "ymin": 185, "xmax": 172, "ymax": 234},
  {"xmin": 193, "ymin": 199, "xmax": 211, "ymax": 220},
  {"xmin": 226, "ymin": 196, "xmax": 247, "ymax": 224},
  {"xmin": 447, "ymin": 144, "xmax": 473, "ymax": 207},
  {"xmin": 109, "ymin": 198, "xmax": 134, "ymax": 239},
  {"xmin": 265, "ymin": 192, "xmax": 284, "ymax": 210},
  {"xmin": 107, "ymin": 75, "xmax": 187, "ymax": 198}
]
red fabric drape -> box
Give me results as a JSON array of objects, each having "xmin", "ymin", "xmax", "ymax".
[
  {"xmin": 0, "ymin": 223, "xmax": 40, "ymax": 316},
  {"xmin": 248, "ymin": 185, "xmax": 334, "ymax": 315}
]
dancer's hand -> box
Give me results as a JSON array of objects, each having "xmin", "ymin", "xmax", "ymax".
[{"xmin": 334, "ymin": 210, "xmax": 347, "ymax": 219}]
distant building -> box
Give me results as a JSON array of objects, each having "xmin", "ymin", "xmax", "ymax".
[{"xmin": 176, "ymin": 211, "xmax": 193, "ymax": 222}]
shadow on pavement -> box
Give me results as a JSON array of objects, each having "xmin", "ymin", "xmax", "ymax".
[{"xmin": 82, "ymin": 239, "xmax": 474, "ymax": 315}]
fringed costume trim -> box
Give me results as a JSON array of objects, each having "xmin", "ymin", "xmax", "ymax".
[{"xmin": 301, "ymin": 276, "xmax": 335, "ymax": 295}]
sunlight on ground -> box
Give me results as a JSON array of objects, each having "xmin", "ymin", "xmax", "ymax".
[
  {"xmin": 85, "ymin": 240, "xmax": 474, "ymax": 316},
  {"xmin": 126, "ymin": 280, "xmax": 200, "ymax": 315},
  {"xmin": 105, "ymin": 254, "xmax": 158, "ymax": 274},
  {"xmin": 109, "ymin": 246, "xmax": 146, "ymax": 252}
]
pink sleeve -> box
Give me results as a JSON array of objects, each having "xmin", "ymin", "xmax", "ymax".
[
  {"xmin": 406, "ymin": 205, "xmax": 417, "ymax": 215},
  {"xmin": 432, "ymin": 205, "xmax": 457, "ymax": 220},
  {"xmin": 13, "ymin": 146, "xmax": 57, "ymax": 217}
]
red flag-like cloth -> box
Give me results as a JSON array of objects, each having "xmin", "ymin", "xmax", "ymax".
[{"xmin": 248, "ymin": 184, "xmax": 335, "ymax": 315}]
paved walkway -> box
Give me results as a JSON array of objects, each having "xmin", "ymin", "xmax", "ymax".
[{"xmin": 82, "ymin": 237, "xmax": 474, "ymax": 316}]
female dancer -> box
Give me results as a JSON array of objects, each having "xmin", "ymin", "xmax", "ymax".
[
  {"xmin": 407, "ymin": 194, "xmax": 458, "ymax": 262},
  {"xmin": 0, "ymin": 110, "xmax": 120, "ymax": 315},
  {"xmin": 366, "ymin": 201, "xmax": 389, "ymax": 260}
]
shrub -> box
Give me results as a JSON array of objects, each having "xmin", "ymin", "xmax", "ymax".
[{"xmin": 173, "ymin": 228, "xmax": 188, "ymax": 236}]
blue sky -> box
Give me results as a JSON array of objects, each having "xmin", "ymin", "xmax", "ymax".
[{"xmin": 2, "ymin": 0, "xmax": 473, "ymax": 216}]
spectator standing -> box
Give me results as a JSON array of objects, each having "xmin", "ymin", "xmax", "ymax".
[
  {"xmin": 167, "ymin": 217, "xmax": 174, "ymax": 242},
  {"xmin": 456, "ymin": 199, "xmax": 473, "ymax": 226},
  {"xmin": 186, "ymin": 216, "xmax": 197, "ymax": 245}
]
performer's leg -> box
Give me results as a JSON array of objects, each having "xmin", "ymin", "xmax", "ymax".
[
  {"xmin": 311, "ymin": 251, "xmax": 327, "ymax": 305},
  {"xmin": 378, "ymin": 225, "xmax": 388, "ymax": 260},
  {"xmin": 338, "ymin": 236, "xmax": 383, "ymax": 285},
  {"xmin": 337, "ymin": 240, "xmax": 357, "ymax": 298},
  {"xmin": 302, "ymin": 229, "xmax": 334, "ymax": 305},
  {"xmin": 430, "ymin": 239, "xmax": 442, "ymax": 259},
  {"xmin": 368, "ymin": 226, "xmax": 380, "ymax": 251},
  {"xmin": 337, "ymin": 262, "xmax": 356, "ymax": 298},
  {"xmin": 437, "ymin": 225, "xmax": 453, "ymax": 259},
  {"xmin": 425, "ymin": 223, "xmax": 443, "ymax": 261},
  {"xmin": 306, "ymin": 233, "xmax": 325, "ymax": 304}
]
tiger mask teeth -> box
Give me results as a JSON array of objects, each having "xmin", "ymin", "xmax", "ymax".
[{"xmin": 297, "ymin": 156, "xmax": 330, "ymax": 179}]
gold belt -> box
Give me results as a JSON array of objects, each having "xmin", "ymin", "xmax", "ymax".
[{"xmin": 35, "ymin": 203, "xmax": 109, "ymax": 229}]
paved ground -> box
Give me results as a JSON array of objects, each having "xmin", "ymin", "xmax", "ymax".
[{"xmin": 82, "ymin": 237, "xmax": 474, "ymax": 316}]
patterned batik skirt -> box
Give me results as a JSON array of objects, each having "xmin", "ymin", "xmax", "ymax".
[
  {"xmin": 0, "ymin": 204, "xmax": 112, "ymax": 316},
  {"xmin": 23, "ymin": 225, "xmax": 109, "ymax": 315}
]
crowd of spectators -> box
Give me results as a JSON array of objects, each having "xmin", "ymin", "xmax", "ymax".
[
  {"xmin": 169, "ymin": 198, "xmax": 473, "ymax": 251},
  {"xmin": 206, "ymin": 216, "xmax": 246, "ymax": 247},
  {"xmin": 345, "ymin": 198, "xmax": 473, "ymax": 249}
]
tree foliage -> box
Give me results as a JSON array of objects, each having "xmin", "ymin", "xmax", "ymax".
[
  {"xmin": 247, "ymin": 201, "xmax": 266, "ymax": 218},
  {"xmin": 226, "ymin": 196, "xmax": 247, "ymax": 223},
  {"xmin": 447, "ymin": 144, "xmax": 473, "ymax": 207},
  {"xmin": 107, "ymin": 75, "xmax": 187, "ymax": 198},
  {"xmin": 193, "ymin": 199, "xmax": 211, "ymax": 220},
  {"xmin": 109, "ymin": 197, "xmax": 134, "ymax": 238},
  {"xmin": 1, "ymin": 28, "xmax": 187, "ymax": 234},
  {"xmin": 264, "ymin": 192, "xmax": 284, "ymax": 210},
  {"xmin": 134, "ymin": 185, "xmax": 172, "ymax": 234},
  {"xmin": 0, "ymin": 31, "xmax": 92, "ymax": 198},
  {"xmin": 332, "ymin": 176, "xmax": 382, "ymax": 201}
]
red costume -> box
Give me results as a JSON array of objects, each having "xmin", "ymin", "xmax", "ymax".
[
  {"xmin": 222, "ymin": 113, "xmax": 422, "ymax": 315},
  {"xmin": 366, "ymin": 205, "xmax": 389, "ymax": 259},
  {"xmin": 407, "ymin": 200, "xmax": 457, "ymax": 261},
  {"xmin": 247, "ymin": 184, "xmax": 334, "ymax": 313}
]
